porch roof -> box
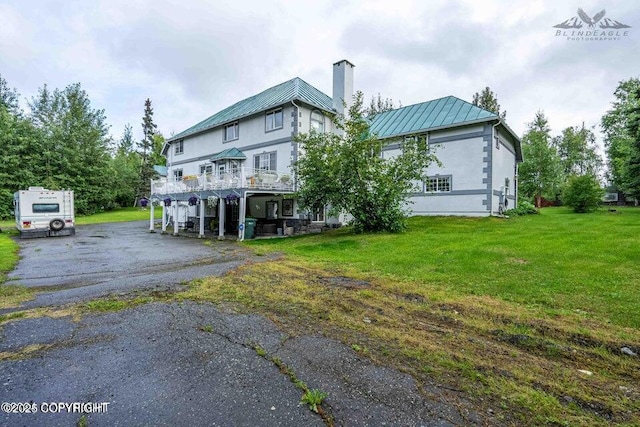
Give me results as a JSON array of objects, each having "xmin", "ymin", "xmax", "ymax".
[{"xmin": 210, "ymin": 147, "xmax": 247, "ymax": 162}]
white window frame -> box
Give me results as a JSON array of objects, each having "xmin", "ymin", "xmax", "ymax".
[
  {"xmin": 312, "ymin": 205, "xmax": 325, "ymax": 222},
  {"xmin": 426, "ymin": 175, "xmax": 451, "ymax": 193},
  {"xmin": 310, "ymin": 110, "xmax": 324, "ymax": 133},
  {"xmin": 200, "ymin": 164, "xmax": 213, "ymax": 174},
  {"xmin": 265, "ymin": 108, "xmax": 284, "ymax": 132},
  {"xmin": 218, "ymin": 164, "xmax": 226, "ymax": 178},
  {"xmin": 174, "ymin": 140, "xmax": 184, "ymax": 155},
  {"xmin": 173, "ymin": 168, "xmax": 183, "ymax": 181},
  {"xmin": 254, "ymin": 151, "xmax": 276, "ymax": 171},
  {"xmin": 224, "ymin": 122, "xmax": 239, "ymax": 142}
]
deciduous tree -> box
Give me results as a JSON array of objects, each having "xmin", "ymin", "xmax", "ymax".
[
  {"xmin": 517, "ymin": 111, "xmax": 562, "ymax": 206},
  {"xmin": 294, "ymin": 91, "xmax": 438, "ymax": 233}
]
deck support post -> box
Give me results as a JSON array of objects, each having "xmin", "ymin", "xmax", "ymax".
[
  {"xmin": 173, "ymin": 201, "xmax": 179, "ymax": 236},
  {"xmin": 161, "ymin": 203, "xmax": 167, "ymax": 234},
  {"xmin": 149, "ymin": 202, "xmax": 155, "ymax": 232},
  {"xmin": 218, "ymin": 197, "xmax": 225, "ymax": 240},
  {"xmin": 238, "ymin": 193, "xmax": 246, "ymax": 241},
  {"xmin": 199, "ymin": 198, "xmax": 205, "ymax": 238}
]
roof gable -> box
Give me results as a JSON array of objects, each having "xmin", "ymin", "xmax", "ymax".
[
  {"xmin": 168, "ymin": 77, "xmax": 334, "ymax": 142},
  {"xmin": 210, "ymin": 147, "xmax": 247, "ymax": 162},
  {"xmin": 369, "ymin": 96, "xmax": 498, "ymax": 139}
]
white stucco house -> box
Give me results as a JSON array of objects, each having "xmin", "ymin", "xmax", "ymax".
[{"xmin": 149, "ymin": 60, "xmax": 522, "ymax": 239}]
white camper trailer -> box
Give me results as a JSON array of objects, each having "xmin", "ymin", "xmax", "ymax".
[{"xmin": 13, "ymin": 187, "xmax": 75, "ymax": 238}]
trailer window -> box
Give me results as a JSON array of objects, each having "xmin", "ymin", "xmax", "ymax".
[{"xmin": 32, "ymin": 203, "xmax": 60, "ymax": 213}]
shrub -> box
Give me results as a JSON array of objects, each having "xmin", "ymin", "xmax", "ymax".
[
  {"xmin": 505, "ymin": 200, "xmax": 538, "ymax": 216},
  {"xmin": 561, "ymin": 174, "xmax": 604, "ymax": 213}
]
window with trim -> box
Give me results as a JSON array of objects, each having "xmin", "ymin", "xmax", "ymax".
[
  {"xmin": 312, "ymin": 205, "xmax": 325, "ymax": 222},
  {"xmin": 265, "ymin": 108, "xmax": 283, "ymax": 132},
  {"xmin": 175, "ymin": 140, "xmax": 184, "ymax": 155},
  {"xmin": 173, "ymin": 169, "xmax": 183, "ymax": 180},
  {"xmin": 200, "ymin": 164, "xmax": 213, "ymax": 174},
  {"xmin": 426, "ymin": 176, "xmax": 451, "ymax": 192},
  {"xmin": 403, "ymin": 134, "xmax": 428, "ymax": 153},
  {"xmin": 310, "ymin": 110, "xmax": 324, "ymax": 133},
  {"xmin": 224, "ymin": 122, "xmax": 239, "ymax": 142},
  {"xmin": 218, "ymin": 164, "xmax": 226, "ymax": 178},
  {"xmin": 254, "ymin": 152, "xmax": 277, "ymax": 171}
]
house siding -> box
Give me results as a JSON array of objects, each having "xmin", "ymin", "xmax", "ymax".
[{"xmin": 382, "ymin": 125, "xmax": 493, "ymax": 216}]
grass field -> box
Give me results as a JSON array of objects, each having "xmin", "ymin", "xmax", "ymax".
[{"xmin": 182, "ymin": 207, "xmax": 640, "ymax": 425}]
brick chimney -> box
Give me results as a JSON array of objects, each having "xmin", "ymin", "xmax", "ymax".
[{"xmin": 332, "ymin": 60, "xmax": 355, "ymax": 117}]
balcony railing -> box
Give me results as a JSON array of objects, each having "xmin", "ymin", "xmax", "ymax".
[{"xmin": 151, "ymin": 167, "xmax": 294, "ymax": 195}]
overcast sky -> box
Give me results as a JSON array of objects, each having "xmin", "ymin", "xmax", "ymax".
[{"xmin": 1, "ymin": 0, "xmax": 638, "ymax": 146}]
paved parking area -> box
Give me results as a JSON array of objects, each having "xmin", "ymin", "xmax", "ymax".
[
  {"xmin": 0, "ymin": 221, "xmax": 480, "ymax": 426},
  {"xmin": 6, "ymin": 221, "xmax": 252, "ymax": 309}
]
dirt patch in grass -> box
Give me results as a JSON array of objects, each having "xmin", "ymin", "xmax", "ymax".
[{"xmin": 179, "ymin": 258, "xmax": 640, "ymax": 426}]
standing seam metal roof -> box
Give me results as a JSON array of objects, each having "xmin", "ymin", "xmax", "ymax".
[
  {"xmin": 168, "ymin": 77, "xmax": 335, "ymax": 142},
  {"xmin": 369, "ymin": 96, "xmax": 498, "ymax": 139}
]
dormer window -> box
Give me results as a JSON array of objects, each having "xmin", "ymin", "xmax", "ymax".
[
  {"xmin": 224, "ymin": 122, "xmax": 239, "ymax": 142},
  {"xmin": 265, "ymin": 108, "xmax": 283, "ymax": 132},
  {"xmin": 310, "ymin": 110, "xmax": 324, "ymax": 133}
]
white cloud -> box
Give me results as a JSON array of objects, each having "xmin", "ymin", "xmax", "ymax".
[{"xmin": 0, "ymin": 0, "xmax": 638, "ymax": 146}]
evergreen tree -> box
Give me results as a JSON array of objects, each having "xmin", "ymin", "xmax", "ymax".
[
  {"xmin": 472, "ymin": 87, "xmax": 507, "ymax": 119},
  {"xmin": 0, "ymin": 74, "xmax": 20, "ymax": 115},
  {"xmin": 138, "ymin": 98, "xmax": 157, "ymax": 198},
  {"xmin": 110, "ymin": 124, "xmax": 141, "ymax": 207},
  {"xmin": 28, "ymin": 83, "xmax": 115, "ymax": 214}
]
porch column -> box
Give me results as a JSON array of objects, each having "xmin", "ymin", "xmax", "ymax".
[
  {"xmin": 161, "ymin": 202, "xmax": 167, "ymax": 234},
  {"xmin": 149, "ymin": 201, "xmax": 155, "ymax": 232},
  {"xmin": 198, "ymin": 197, "xmax": 205, "ymax": 238},
  {"xmin": 238, "ymin": 193, "xmax": 246, "ymax": 241},
  {"xmin": 218, "ymin": 197, "xmax": 225, "ymax": 240},
  {"xmin": 173, "ymin": 201, "xmax": 179, "ymax": 236}
]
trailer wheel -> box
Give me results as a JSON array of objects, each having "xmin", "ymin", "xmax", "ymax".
[{"xmin": 50, "ymin": 218, "xmax": 65, "ymax": 231}]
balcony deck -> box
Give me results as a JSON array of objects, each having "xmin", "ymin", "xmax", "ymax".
[{"xmin": 151, "ymin": 168, "xmax": 294, "ymax": 198}]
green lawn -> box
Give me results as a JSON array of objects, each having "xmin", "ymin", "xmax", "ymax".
[
  {"xmin": 249, "ymin": 207, "xmax": 640, "ymax": 328},
  {"xmin": 177, "ymin": 206, "xmax": 636, "ymax": 425}
]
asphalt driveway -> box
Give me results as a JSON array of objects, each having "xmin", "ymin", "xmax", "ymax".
[
  {"xmin": 0, "ymin": 221, "xmax": 480, "ymax": 426},
  {"xmin": 6, "ymin": 221, "xmax": 252, "ymax": 309}
]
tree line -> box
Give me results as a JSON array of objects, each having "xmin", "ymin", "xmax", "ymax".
[
  {"xmin": 0, "ymin": 75, "xmax": 164, "ymax": 218},
  {"xmin": 473, "ymin": 82, "xmax": 640, "ymax": 211}
]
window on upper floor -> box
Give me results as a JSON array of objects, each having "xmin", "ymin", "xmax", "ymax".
[
  {"xmin": 403, "ymin": 134, "xmax": 429, "ymax": 153},
  {"xmin": 224, "ymin": 122, "xmax": 239, "ymax": 142},
  {"xmin": 426, "ymin": 175, "xmax": 451, "ymax": 193},
  {"xmin": 173, "ymin": 169, "xmax": 183, "ymax": 181},
  {"xmin": 200, "ymin": 164, "xmax": 213, "ymax": 174},
  {"xmin": 175, "ymin": 140, "xmax": 184, "ymax": 155},
  {"xmin": 254, "ymin": 151, "xmax": 277, "ymax": 171},
  {"xmin": 265, "ymin": 108, "xmax": 283, "ymax": 132},
  {"xmin": 310, "ymin": 110, "xmax": 324, "ymax": 133}
]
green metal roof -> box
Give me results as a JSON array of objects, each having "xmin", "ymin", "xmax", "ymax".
[
  {"xmin": 369, "ymin": 96, "xmax": 498, "ymax": 139},
  {"xmin": 168, "ymin": 77, "xmax": 334, "ymax": 142},
  {"xmin": 210, "ymin": 147, "xmax": 246, "ymax": 162}
]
